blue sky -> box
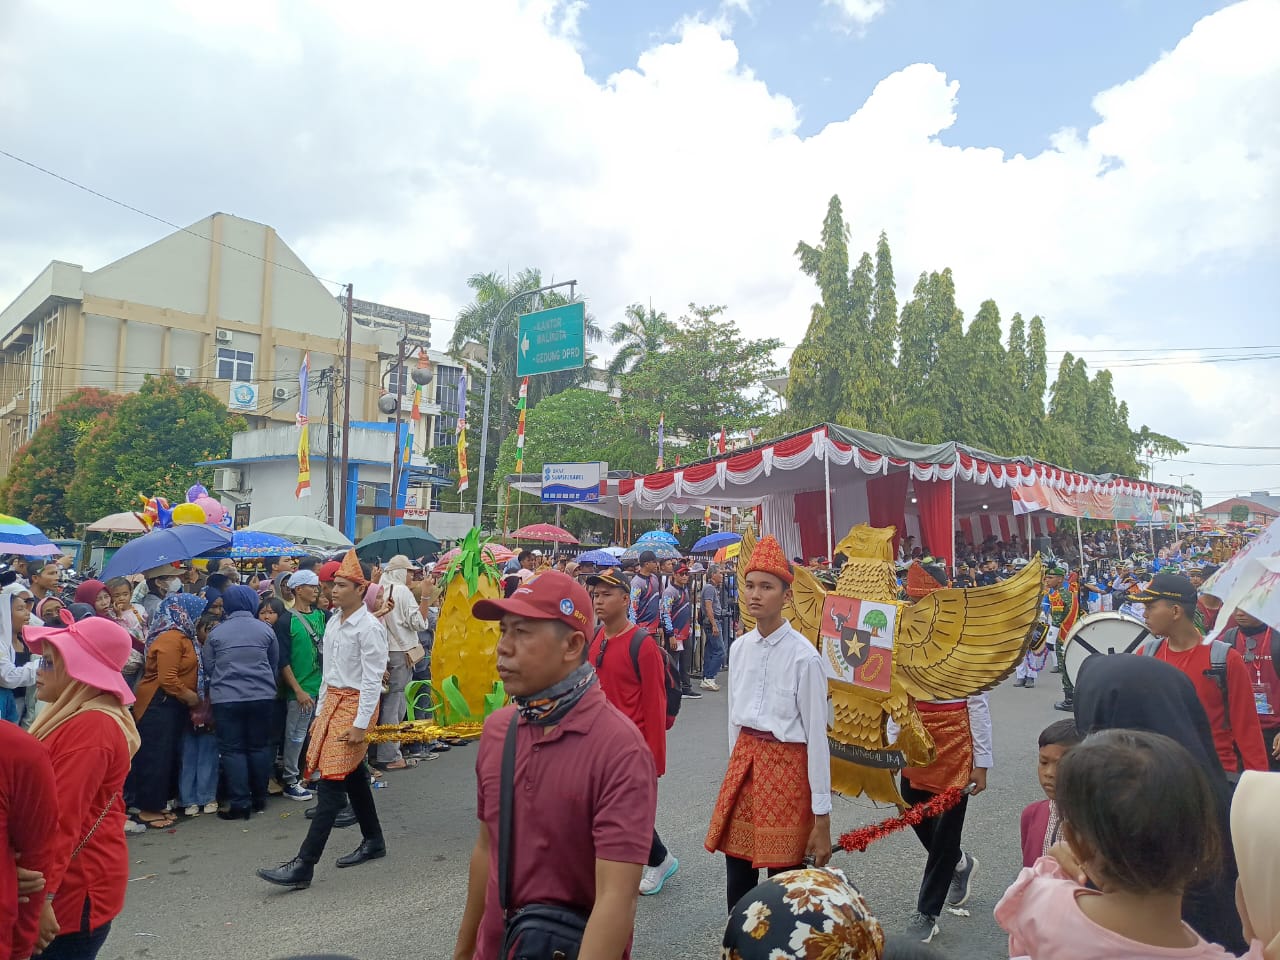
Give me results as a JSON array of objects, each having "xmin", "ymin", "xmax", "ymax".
[{"xmin": 578, "ymin": 1, "xmax": 1235, "ymax": 153}]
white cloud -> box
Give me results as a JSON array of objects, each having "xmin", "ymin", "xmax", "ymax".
[
  {"xmin": 823, "ymin": 0, "xmax": 889, "ymax": 30},
  {"xmin": 0, "ymin": 0, "xmax": 1277, "ymax": 494}
]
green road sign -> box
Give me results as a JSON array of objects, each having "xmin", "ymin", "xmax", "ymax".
[{"xmin": 516, "ymin": 302, "xmax": 586, "ymax": 377}]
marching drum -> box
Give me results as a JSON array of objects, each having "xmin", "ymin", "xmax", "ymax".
[{"xmin": 1061, "ymin": 611, "xmax": 1153, "ymax": 686}]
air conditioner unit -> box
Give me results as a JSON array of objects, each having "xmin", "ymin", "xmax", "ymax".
[
  {"xmin": 174, "ymin": 365, "xmax": 192, "ymax": 380},
  {"xmin": 272, "ymin": 387, "xmax": 289, "ymax": 401},
  {"xmin": 213, "ymin": 467, "xmax": 242, "ymax": 492},
  {"xmin": 215, "ymin": 329, "xmax": 234, "ymax": 343}
]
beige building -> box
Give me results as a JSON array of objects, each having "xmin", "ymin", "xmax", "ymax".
[{"xmin": 0, "ymin": 213, "xmax": 414, "ymax": 476}]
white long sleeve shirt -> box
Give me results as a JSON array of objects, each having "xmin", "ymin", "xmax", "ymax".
[
  {"xmin": 382, "ymin": 582, "xmax": 429, "ymax": 653},
  {"xmin": 316, "ymin": 604, "xmax": 389, "ymax": 729},
  {"xmin": 726, "ymin": 619, "xmax": 833, "ymax": 815}
]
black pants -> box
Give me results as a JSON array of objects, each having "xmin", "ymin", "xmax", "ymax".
[
  {"xmin": 648, "ymin": 830, "xmax": 668, "ymax": 868},
  {"xmin": 901, "ymin": 775, "xmax": 970, "ymax": 919},
  {"xmin": 40, "ymin": 897, "xmax": 111, "ymax": 960},
  {"xmin": 213, "ymin": 699, "xmax": 275, "ymax": 813},
  {"xmin": 298, "ymin": 764, "xmax": 382, "ymax": 865},
  {"xmin": 677, "ymin": 633, "xmax": 694, "ymax": 691},
  {"xmin": 125, "ymin": 694, "xmax": 187, "ymax": 811},
  {"xmin": 725, "ymin": 855, "xmax": 803, "ymax": 913}
]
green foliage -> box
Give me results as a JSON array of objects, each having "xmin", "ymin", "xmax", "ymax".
[
  {"xmin": 1230, "ymin": 504, "xmax": 1249, "ymax": 523},
  {"xmin": 0, "ymin": 388, "xmax": 121, "ymax": 536},
  {"xmin": 620, "ymin": 304, "xmax": 781, "ymax": 444},
  {"xmin": 443, "ymin": 527, "xmax": 502, "ymax": 597},
  {"xmin": 607, "ymin": 303, "xmax": 673, "ymax": 379},
  {"xmin": 65, "ymin": 375, "xmax": 244, "ymax": 524}
]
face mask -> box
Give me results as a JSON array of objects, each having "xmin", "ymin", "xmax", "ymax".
[{"xmin": 167, "ymin": 578, "xmax": 184, "ymax": 595}]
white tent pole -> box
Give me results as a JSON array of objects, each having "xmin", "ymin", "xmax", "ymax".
[
  {"xmin": 823, "ymin": 430, "xmax": 834, "ymax": 562},
  {"xmin": 949, "ymin": 473, "xmax": 957, "ymax": 574},
  {"xmin": 1076, "ymin": 516, "xmax": 1085, "ymax": 573}
]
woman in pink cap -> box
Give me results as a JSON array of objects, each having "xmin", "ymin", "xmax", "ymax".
[{"xmin": 24, "ymin": 616, "xmax": 140, "ymax": 960}]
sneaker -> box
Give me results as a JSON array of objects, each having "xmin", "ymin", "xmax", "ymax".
[
  {"xmin": 947, "ymin": 852, "xmax": 979, "ymax": 908},
  {"xmin": 639, "ymin": 854, "xmax": 678, "ymax": 895},
  {"xmin": 283, "ymin": 783, "xmax": 313, "ymax": 802},
  {"xmin": 1053, "ymin": 699, "xmax": 1074, "ymax": 712},
  {"xmin": 202, "ymin": 802, "xmax": 219, "ymax": 815},
  {"xmin": 1012, "ymin": 676, "xmax": 1026, "ymax": 687},
  {"xmin": 1025, "ymin": 678, "xmax": 1035, "ymax": 688},
  {"xmin": 183, "ymin": 804, "xmax": 201, "ymax": 817},
  {"xmin": 681, "ymin": 689, "xmax": 703, "ymax": 700},
  {"xmin": 700, "ymin": 679, "xmax": 720, "ymax": 691},
  {"xmin": 902, "ymin": 912, "xmax": 939, "ymax": 943}
]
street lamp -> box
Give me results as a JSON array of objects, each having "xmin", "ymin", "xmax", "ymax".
[{"xmin": 473, "ymin": 280, "xmax": 578, "ymax": 528}]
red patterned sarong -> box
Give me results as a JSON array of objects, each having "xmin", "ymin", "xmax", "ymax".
[
  {"xmin": 304, "ymin": 687, "xmax": 379, "ymax": 781},
  {"xmin": 705, "ymin": 730, "xmax": 812, "ymax": 868},
  {"xmin": 902, "ymin": 701, "xmax": 972, "ymax": 794}
]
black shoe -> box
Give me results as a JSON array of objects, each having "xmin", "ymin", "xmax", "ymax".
[
  {"xmin": 256, "ymin": 857, "xmax": 313, "ymax": 890},
  {"xmin": 251, "ymin": 798, "xmax": 267, "ymax": 813},
  {"xmin": 217, "ymin": 807, "xmax": 251, "ymax": 821},
  {"xmin": 335, "ymin": 805, "xmax": 358, "ymax": 828},
  {"xmin": 901, "ymin": 912, "xmax": 939, "ymax": 943},
  {"xmin": 947, "ymin": 852, "xmax": 979, "ymax": 908},
  {"xmin": 335, "ymin": 838, "xmax": 386, "ymax": 868},
  {"xmin": 1054, "ymin": 699, "xmax": 1074, "ymax": 712},
  {"xmin": 681, "ymin": 689, "xmax": 703, "ymax": 700},
  {"xmin": 304, "ymin": 805, "xmax": 317, "ymax": 820}
]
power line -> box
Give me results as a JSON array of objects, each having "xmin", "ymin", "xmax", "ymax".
[
  {"xmin": 1181, "ymin": 441, "xmax": 1280, "ymax": 450},
  {"xmin": 0, "ymin": 148, "xmax": 348, "ymax": 290},
  {"xmin": 1046, "ymin": 344, "xmax": 1280, "ymax": 354}
]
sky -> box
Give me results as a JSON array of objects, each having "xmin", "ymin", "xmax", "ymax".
[{"xmin": 1, "ymin": 0, "xmax": 1277, "ymax": 505}]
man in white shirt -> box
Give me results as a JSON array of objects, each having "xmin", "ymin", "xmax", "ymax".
[
  {"xmin": 372, "ymin": 555, "xmax": 430, "ymax": 770},
  {"xmin": 704, "ymin": 535, "xmax": 832, "ymax": 913},
  {"xmin": 257, "ymin": 550, "xmax": 389, "ymax": 890}
]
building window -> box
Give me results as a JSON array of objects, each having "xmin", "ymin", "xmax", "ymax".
[
  {"xmin": 433, "ymin": 365, "xmax": 463, "ymax": 448},
  {"xmin": 217, "ymin": 348, "xmax": 254, "ymax": 381}
]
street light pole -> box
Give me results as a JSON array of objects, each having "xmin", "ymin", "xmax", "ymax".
[{"xmin": 474, "ymin": 280, "xmax": 578, "ymax": 529}]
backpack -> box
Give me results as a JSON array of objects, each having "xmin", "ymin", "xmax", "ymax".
[
  {"xmin": 594, "ymin": 626, "xmax": 682, "ymax": 730},
  {"xmin": 1138, "ymin": 635, "xmax": 1232, "ymax": 732}
]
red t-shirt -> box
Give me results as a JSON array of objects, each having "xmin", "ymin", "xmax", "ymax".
[
  {"xmin": 1, "ymin": 724, "xmax": 58, "ymax": 960},
  {"xmin": 588, "ymin": 624, "xmax": 668, "ymax": 777},
  {"xmin": 40, "ymin": 711, "xmax": 133, "ymax": 935},
  {"xmin": 1229, "ymin": 626, "xmax": 1280, "ymax": 732},
  {"xmin": 472, "ymin": 690, "xmax": 657, "ymax": 960},
  {"xmin": 1152, "ymin": 640, "xmax": 1269, "ymax": 772}
]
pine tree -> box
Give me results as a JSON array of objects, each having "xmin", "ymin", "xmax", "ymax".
[
  {"xmin": 957, "ymin": 299, "xmax": 1018, "ymax": 453},
  {"xmin": 868, "ymin": 231, "xmax": 898, "ymax": 427}
]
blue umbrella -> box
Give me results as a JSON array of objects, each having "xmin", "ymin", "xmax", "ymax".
[
  {"xmin": 691, "ymin": 531, "xmax": 742, "ymax": 554},
  {"xmin": 102, "ymin": 524, "xmax": 232, "ymax": 579},
  {"xmin": 576, "ymin": 549, "xmax": 618, "ymax": 566},
  {"xmin": 621, "ymin": 543, "xmax": 682, "ymax": 561},
  {"xmin": 202, "ymin": 531, "xmax": 309, "ymax": 560},
  {"xmin": 633, "ymin": 530, "xmax": 679, "ymax": 547}
]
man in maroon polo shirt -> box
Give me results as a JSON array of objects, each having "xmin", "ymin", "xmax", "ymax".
[{"xmin": 452, "ymin": 571, "xmax": 657, "ymax": 960}]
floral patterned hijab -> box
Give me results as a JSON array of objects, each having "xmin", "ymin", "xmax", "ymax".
[{"xmin": 723, "ymin": 868, "xmax": 884, "ymax": 960}]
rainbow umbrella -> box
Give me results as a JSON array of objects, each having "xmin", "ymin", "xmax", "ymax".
[{"xmin": 0, "ymin": 514, "xmax": 61, "ymax": 557}]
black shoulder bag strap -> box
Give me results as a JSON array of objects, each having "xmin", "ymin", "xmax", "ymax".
[{"xmin": 498, "ymin": 712, "xmax": 519, "ymax": 917}]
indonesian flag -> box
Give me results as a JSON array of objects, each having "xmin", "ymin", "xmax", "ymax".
[{"xmin": 1011, "ymin": 486, "xmax": 1044, "ymax": 515}]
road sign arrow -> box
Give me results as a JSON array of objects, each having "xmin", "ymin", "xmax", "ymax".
[{"xmin": 521, "ymin": 334, "xmax": 530, "ymax": 356}]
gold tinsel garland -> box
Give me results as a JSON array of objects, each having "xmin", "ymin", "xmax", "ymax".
[{"xmin": 365, "ymin": 720, "xmax": 486, "ymax": 745}]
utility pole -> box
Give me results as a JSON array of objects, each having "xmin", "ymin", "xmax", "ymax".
[{"xmin": 338, "ymin": 284, "xmax": 354, "ymax": 536}]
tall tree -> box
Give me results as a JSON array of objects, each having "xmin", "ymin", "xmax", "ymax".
[
  {"xmin": 896, "ymin": 268, "xmax": 963, "ymax": 441},
  {"xmin": 65, "ymin": 376, "xmax": 244, "ymax": 523},
  {"xmin": 1044, "ymin": 354, "xmax": 1091, "ymax": 467},
  {"xmin": 955, "ymin": 299, "xmax": 1019, "ymax": 452},
  {"xmin": 607, "ymin": 303, "xmax": 672, "ymax": 378},
  {"xmin": 0, "ymin": 388, "xmax": 121, "ymax": 535},
  {"xmin": 869, "ymin": 231, "xmax": 898, "ymax": 418}
]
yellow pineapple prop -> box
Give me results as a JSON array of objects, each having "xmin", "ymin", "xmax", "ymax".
[{"xmin": 432, "ymin": 529, "xmax": 504, "ymax": 718}]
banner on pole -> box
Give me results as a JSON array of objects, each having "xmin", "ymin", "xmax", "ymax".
[{"xmin": 295, "ymin": 352, "xmax": 312, "ymax": 499}]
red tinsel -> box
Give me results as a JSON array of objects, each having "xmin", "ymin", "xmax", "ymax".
[{"xmin": 836, "ymin": 786, "xmax": 969, "ymax": 853}]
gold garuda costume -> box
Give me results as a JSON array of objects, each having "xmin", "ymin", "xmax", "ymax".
[{"xmin": 737, "ymin": 525, "xmax": 1042, "ymax": 807}]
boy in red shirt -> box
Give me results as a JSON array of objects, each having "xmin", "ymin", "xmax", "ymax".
[
  {"xmin": 588, "ymin": 572, "xmax": 678, "ymax": 896},
  {"xmin": 1130, "ymin": 572, "xmax": 1268, "ymax": 774},
  {"xmin": 1222, "ymin": 609, "xmax": 1280, "ymax": 771},
  {"xmin": 1019, "ymin": 719, "xmax": 1082, "ymax": 868}
]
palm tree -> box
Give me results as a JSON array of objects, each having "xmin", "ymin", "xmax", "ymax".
[
  {"xmin": 607, "ymin": 303, "xmax": 673, "ymax": 379},
  {"xmin": 449, "ymin": 269, "xmax": 602, "ymax": 484}
]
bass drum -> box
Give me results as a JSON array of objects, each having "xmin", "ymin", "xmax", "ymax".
[{"xmin": 1062, "ymin": 611, "xmax": 1153, "ymax": 687}]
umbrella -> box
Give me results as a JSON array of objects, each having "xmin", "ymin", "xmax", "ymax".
[
  {"xmin": 602, "ymin": 545, "xmax": 626, "ymax": 557},
  {"xmin": 691, "ymin": 531, "xmax": 742, "ymax": 553},
  {"xmin": 0, "ymin": 514, "xmax": 62, "ymax": 557},
  {"xmin": 576, "ymin": 549, "xmax": 619, "ymax": 566},
  {"xmin": 101, "ymin": 524, "xmax": 232, "ymax": 579},
  {"xmin": 634, "ymin": 530, "xmax": 679, "ymax": 547},
  {"xmin": 203, "ymin": 531, "xmax": 309, "ymax": 560},
  {"xmin": 713, "ymin": 542, "xmax": 742, "ymax": 563},
  {"xmin": 621, "ymin": 543, "xmax": 682, "ymax": 561},
  {"xmin": 431, "ymin": 542, "xmax": 515, "ymax": 575},
  {"xmin": 245, "ymin": 516, "xmax": 353, "ymax": 548},
  {"xmin": 355, "ymin": 524, "xmax": 442, "ymax": 562},
  {"xmin": 86, "ymin": 511, "xmax": 148, "ymax": 535},
  {"xmin": 511, "ymin": 523, "xmax": 579, "ymax": 545}
]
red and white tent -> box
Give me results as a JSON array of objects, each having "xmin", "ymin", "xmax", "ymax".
[{"xmin": 604, "ymin": 424, "xmax": 1186, "ymax": 568}]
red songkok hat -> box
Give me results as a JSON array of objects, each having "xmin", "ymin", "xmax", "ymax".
[
  {"xmin": 335, "ymin": 549, "xmax": 366, "ymax": 586},
  {"xmin": 745, "ymin": 535, "xmax": 793, "ymax": 585}
]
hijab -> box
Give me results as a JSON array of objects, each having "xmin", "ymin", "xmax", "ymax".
[
  {"xmin": 722, "ymin": 867, "xmax": 884, "ymax": 959},
  {"xmin": 1232, "ymin": 771, "xmax": 1280, "ymax": 960},
  {"xmin": 28, "ymin": 679, "xmax": 140, "ymax": 756},
  {"xmin": 222, "ymin": 584, "xmax": 260, "ymax": 617},
  {"xmin": 0, "ymin": 582, "xmax": 32, "ymax": 653},
  {"xmin": 363, "ymin": 581, "xmax": 384, "ymax": 615},
  {"xmin": 1074, "ymin": 654, "xmax": 1245, "ymax": 952},
  {"xmin": 73, "ymin": 578, "xmax": 109, "ymax": 610}
]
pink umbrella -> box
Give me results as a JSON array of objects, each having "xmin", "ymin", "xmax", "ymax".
[
  {"xmin": 510, "ymin": 523, "xmax": 579, "ymax": 545},
  {"xmin": 432, "ymin": 543, "xmax": 515, "ymax": 575}
]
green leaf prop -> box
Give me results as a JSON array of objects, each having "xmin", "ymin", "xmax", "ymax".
[{"xmin": 443, "ymin": 527, "xmax": 503, "ymax": 597}]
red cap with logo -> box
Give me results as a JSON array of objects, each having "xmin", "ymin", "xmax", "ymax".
[{"xmin": 472, "ymin": 570, "xmax": 592, "ymax": 634}]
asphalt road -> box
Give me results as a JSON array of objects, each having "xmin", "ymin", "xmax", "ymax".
[{"xmin": 102, "ymin": 671, "xmax": 1068, "ymax": 960}]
